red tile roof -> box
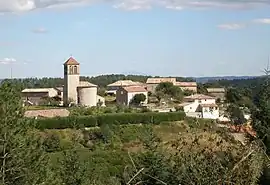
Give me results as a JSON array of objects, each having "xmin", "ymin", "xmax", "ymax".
[
  {"xmin": 123, "ymin": 86, "xmax": 147, "ymax": 93},
  {"xmin": 64, "ymin": 57, "xmax": 80, "ymax": 65}
]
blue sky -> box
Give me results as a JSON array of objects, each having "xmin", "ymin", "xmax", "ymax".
[{"xmin": 0, "ymin": 0, "xmax": 270, "ymax": 79}]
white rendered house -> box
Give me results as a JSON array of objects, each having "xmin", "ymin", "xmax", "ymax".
[{"xmin": 179, "ymin": 94, "xmax": 219, "ymax": 119}]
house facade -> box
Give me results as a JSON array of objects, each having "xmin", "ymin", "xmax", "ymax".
[
  {"xmin": 179, "ymin": 94, "xmax": 219, "ymax": 119},
  {"xmin": 146, "ymin": 78, "xmax": 177, "ymax": 93},
  {"xmin": 175, "ymin": 82, "xmax": 197, "ymax": 92},
  {"xmin": 116, "ymin": 86, "xmax": 148, "ymax": 106},
  {"xmin": 146, "ymin": 77, "xmax": 197, "ymax": 93}
]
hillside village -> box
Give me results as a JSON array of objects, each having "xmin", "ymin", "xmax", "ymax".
[{"xmin": 20, "ymin": 56, "xmax": 251, "ymax": 123}]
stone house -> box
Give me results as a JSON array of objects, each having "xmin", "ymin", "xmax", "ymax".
[
  {"xmin": 146, "ymin": 77, "xmax": 177, "ymax": 93},
  {"xmin": 106, "ymin": 80, "xmax": 144, "ymax": 95},
  {"xmin": 116, "ymin": 86, "xmax": 148, "ymax": 106}
]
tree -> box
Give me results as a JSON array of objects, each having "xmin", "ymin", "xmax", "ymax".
[
  {"xmin": 55, "ymin": 133, "xmax": 88, "ymax": 185},
  {"xmin": 0, "ymin": 81, "xmax": 47, "ymax": 185},
  {"xmin": 58, "ymin": 149, "xmax": 86, "ymax": 185},
  {"xmin": 130, "ymin": 94, "xmax": 146, "ymax": 105},
  {"xmin": 97, "ymin": 87, "xmax": 106, "ymax": 97},
  {"xmin": 252, "ymin": 75, "xmax": 270, "ymax": 153},
  {"xmin": 183, "ymin": 90, "xmax": 193, "ymax": 96},
  {"xmin": 155, "ymin": 82, "xmax": 183, "ymax": 100},
  {"xmin": 197, "ymin": 83, "xmax": 208, "ymax": 94},
  {"xmin": 226, "ymin": 87, "xmax": 253, "ymax": 108},
  {"xmin": 251, "ymin": 67, "xmax": 270, "ymax": 184},
  {"xmin": 226, "ymin": 104, "xmax": 246, "ymax": 125}
]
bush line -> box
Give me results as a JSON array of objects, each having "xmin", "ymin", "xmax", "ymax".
[{"xmin": 33, "ymin": 112, "xmax": 186, "ymax": 129}]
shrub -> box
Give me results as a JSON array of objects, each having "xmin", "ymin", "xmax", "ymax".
[{"xmin": 34, "ymin": 112, "xmax": 186, "ymax": 129}]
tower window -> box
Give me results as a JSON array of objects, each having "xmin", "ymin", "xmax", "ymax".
[
  {"xmin": 74, "ymin": 66, "xmax": 78, "ymax": 74},
  {"xmin": 69, "ymin": 66, "xmax": 73, "ymax": 74}
]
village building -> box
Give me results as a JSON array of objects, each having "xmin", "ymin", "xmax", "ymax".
[
  {"xmin": 206, "ymin": 88, "xmax": 226, "ymax": 101},
  {"xmin": 175, "ymin": 82, "xmax": 197, "ymax": 92},
  {"xmin": 116, "ymin": 86, "xmax": 148, "ymax": 106},
  {"xmin": 146, "ymin": 77, "xmax": 177, "ymax": 92},
  {"xmin": 179, "ymin": 94, "xmax": 219, "ymax": 119},
  {"xmin": 146, "ymin": 77, "xmax": 197, "ymax": 93},
  {"xmin": 106, "ymin": 80, "xmax": 144, "ymax": 95},
  {"xmin": 22, "ymin": 88, "xmax": 62, "ymax": 106}
]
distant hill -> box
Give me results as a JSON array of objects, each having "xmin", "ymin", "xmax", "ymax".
[
  {"xmin": 0, "ymin": 75, "xmax": 261, "ymax": 88},
  {"xmin": 194, "ymin": 76, "xmax": 258, "ymax": 83}
]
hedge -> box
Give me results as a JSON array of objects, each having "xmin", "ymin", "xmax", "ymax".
[{"xmin": 34, "ymin": 112, "xmax": 186, "ymax": 129}]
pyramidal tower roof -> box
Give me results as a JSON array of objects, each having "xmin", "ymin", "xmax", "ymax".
[{"xmin": 64, "ymin": 57, "xmax": 80, "ymax": 65}]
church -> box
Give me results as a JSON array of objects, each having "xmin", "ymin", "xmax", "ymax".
[{"xmin": 22, "ymin": 57, "xmax": 105, "ymax": 107}]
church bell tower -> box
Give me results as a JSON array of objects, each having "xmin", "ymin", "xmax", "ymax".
[{"xmin": 63, "ymin": 57, "xmax": 80, "ymax": 106}]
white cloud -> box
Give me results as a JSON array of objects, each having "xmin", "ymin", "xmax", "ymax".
[
  {"xmin": 253, "ymin": 18, "xmax": 270, "ymax": 24},
  {"xmin": 0, "ymin": 58, "xmax": 17, "ymax": 65},
  {"xmin": 32, "ymin": 27, "xmax": 48, "ymax": 34},
  {"xmin": 0, "ymin": 0, "xmax": 270, "ymax": 13},
  {"xmin": 217, "ymin": 23, "xmax": 245, "ymax": 30},
  {"xmin": 113, "ymin": 0, "xmax": 153, "ymax": 11}
]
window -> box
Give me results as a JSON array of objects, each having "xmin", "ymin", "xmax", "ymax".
[
  {"xmin": 205, "ymin": 99, "xmax": 207, "ymax": 101},
  {"xmin": 69, "ymin": 66, "xmax": 73, "ymax": 74},
  {"xmin": 190, "ymin": 107, "xmax": 192, "ymax": 109},
  {"xmin": 198, "ymin": 100, "xmax": 202, "ymax": 103},
  {"xmin": 74, "ymin": 65, "xmax": 78, "ymax": 74}
]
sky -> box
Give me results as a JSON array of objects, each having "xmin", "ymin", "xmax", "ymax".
[{"xmin": 0, "ymin": 0, "xmax": 270, "ymax": 79}]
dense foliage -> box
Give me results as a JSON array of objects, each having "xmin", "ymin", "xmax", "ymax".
[
  {"xmin": 252, "ymin": 77, "xmax": 270, "ymax": 154},
  {"xmin": 42, "ymin": 121, "xmax": 265, "ymax": 185},
  {"xmin": 0, "ymin": 81, "xmax": 47, "ymax": 185},
  {"xmin": 34, "ymin": 112, "xmax": 186, "ymax": 129},
  {"xmin": 130, "ymin": 93, "xmax": 146, "ymax": 105},
  {"xmin": 155, "ymin": 82, "xmax": 183, "ymax": 101}
]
